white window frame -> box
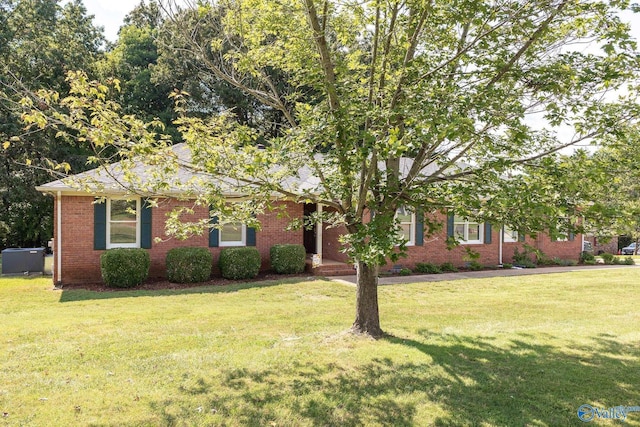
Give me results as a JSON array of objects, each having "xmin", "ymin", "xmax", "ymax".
[
  {"xmin": 454, "ymin": 216, "xmax": 484, "ymax": 244},
  {"xmin": 219, "ymin": 222, "xmax": 246, "ymax": 247},
  {"xmin": 503, "ymin": 226, "xmax": 519, "ymax": 243},
  {"xmin": 396, "ymin": 207, "xmax": 415, "ymax": 246},
  {"xmin": 106, "ymin": 198, "xmax": 140, "ymax": 249}
]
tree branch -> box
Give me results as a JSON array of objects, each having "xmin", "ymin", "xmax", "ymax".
[
  {"xmin": 303, "ymin": 0, "xmax": 340, "ymax": 113},
  {"xmin": 485, "ymin": 0, "xmax": 569, "ymax": 89},
  {"xmin": 389, "ymin": 3, "xmax": 431, "ymax": 110}
]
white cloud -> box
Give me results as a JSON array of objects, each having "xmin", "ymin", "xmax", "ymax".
[
  {"xmin": 63, "ymin": 0, "xmax": 135, "ymax": 42},
  {"xmin": 74, "ymin": 1, "xmax": 640, "ymax": 46}
]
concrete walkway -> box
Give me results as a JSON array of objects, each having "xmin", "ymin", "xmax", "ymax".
[{"xmin": 331, "ymin": 264, "xmax": 638, "ymax": 286}]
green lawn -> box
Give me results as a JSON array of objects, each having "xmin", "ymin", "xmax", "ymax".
[{"xmin": 1, "ymin": 269, "xmax": 639, "ymax": 426}]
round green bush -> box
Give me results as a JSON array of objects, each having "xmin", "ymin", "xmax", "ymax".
[
  {"xmin": 219, "ymin": 247, "xmax": 261, "ymax": 280},
  {"xmin": 100, "ymin": 248, "xmax": 150, "ymax": 288},
  {"xmin": 440, "ymin": 262, "xmax": 458, "ymax": 273},
  {"xmin": 468, "ymin": 261, "xmax": 484, "ymax": 271},
  {"xmin": 601, "ymin": 253, "xmax": 615, "ymax": 264},
  {"xmin": 270, "ymin": 244, "xmax": 306, "ymax": 274},
  {"xmin": 415, "ymin": 262, "xmax": 442, "ymax": 274},
  {"xmin": 166, "ymin": 247, "xmax": 213, "ymax": 283},
  {"xmin": 580, "ymin": 251, "xmax": 595, "ymax": 263}
]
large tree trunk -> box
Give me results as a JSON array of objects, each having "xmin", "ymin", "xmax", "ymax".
[{"xmin": 351, "ymin": 261, "xmax": 384, "ymax": 338}]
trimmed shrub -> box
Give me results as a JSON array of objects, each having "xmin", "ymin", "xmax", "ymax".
[
  {"xmin": 502, "ymin": 263, "xmax": 513, "ymax": 269},
  {"xmin": 517, "ymin": 259, "xmax": 537, "ymax": 269},
  {"xmin": 611, "ymin": 256, "xmax": 635, "ymax": 265},
  {"xmin": 601, "ymin": 253, "xmax": 615, "ymax": 264},
  {"xmin": 399, "ymin": 268, "xmax": 412, "ymax": 276},
  {"xmin": 440, "ymin": 262, "xmax": 458, "ymax": 273},
  {"xmin": 537, "ymin": 256, "xmax": 555, "ymax": 266},
  {"xmin": 100, "ymin": 248, "xmax": 150, "ymax": 288},
  {"xmin": 580, "ymin": 251, "xmax": 595, "ymax": 263},
  {"xmin": 270, "ymin": 244, "xmax": 306, "ymax": 274},
  {"xmin": 219, "ymin": 247, "xmax": 261, "ymax": 280},
  {"xmin": 415, "ymin": 262, "xmax": 442, "ymax": 274},
  {"xmin": 468, "ymin": 261, "xmax": 484, "ymax": 271},
  {"xmin": 166, "ymin": 247, "xmax": 213, "ymax": 283},
  {"xmin": 513, "ymin": 247, "xmax": 533, "ymax": 267}
]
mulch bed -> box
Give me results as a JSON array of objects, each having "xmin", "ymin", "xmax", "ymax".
[{"xmin": 57, "ymin": 272, "xmax": 313, "ymax": 292}]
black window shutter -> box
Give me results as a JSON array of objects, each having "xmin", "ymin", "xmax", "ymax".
[
  {"xmin": 140, "ymin": 199, "xmax": 152, "ymax": 249},
  {"xmin": 447, "ymin": 212, "xmax": 455, "ymax": 237},
  {"xmin": 246, "ymin": 226, "xmax": 256, "ymax": 246},
  {"xmin": 518, "ymin": 232, "xmax": 525, "ymax": 242},
  {"xmin": 484, "ymin": 223, "xmax": 492, "ymax": 244},
  {"xmin": 94, "ymin": 201, "xmax": 107, "ymax": 250},
  {"xmin": 415, "ymin": 209, "xmax": 424, "ymax": 246},
  {"xmin": 209, "ymin": 215, "xmax": 219, "ymax": 247}
]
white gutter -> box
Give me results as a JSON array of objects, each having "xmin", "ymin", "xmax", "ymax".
[{"xmin": 56, "ymin": 191, "xmax": 62, "ymax": 285}]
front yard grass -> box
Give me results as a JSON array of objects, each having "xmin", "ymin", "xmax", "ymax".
[{"xmin": 1, "ymin": 269, "xmax": 639, "ymax": 426}]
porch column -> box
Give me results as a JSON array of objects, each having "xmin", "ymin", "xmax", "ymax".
[
  {"xmin": 56, "ymin": 191, "xmax": 62, "ymax": 285},
  {"xmin": 316, "ymin": 203, "xmax": 323, "ymax": 264},
  {"xmin": 499, "ymin": 225, "xmax": 503, "ymax": 266}
]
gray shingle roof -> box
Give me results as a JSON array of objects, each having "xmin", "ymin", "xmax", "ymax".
[{"xmin": 36, "ymin": 143, "xmax": 322, "ymax": 197}]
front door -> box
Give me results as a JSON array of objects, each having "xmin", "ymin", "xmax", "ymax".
[{"xmin": 303, "ymin": 203, "xmax": 317, "ymax": 254}]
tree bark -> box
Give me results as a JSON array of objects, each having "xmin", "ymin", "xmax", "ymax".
[{"xmin": 351, "ymin": 261, "xmax": 384, "ymax": 338}]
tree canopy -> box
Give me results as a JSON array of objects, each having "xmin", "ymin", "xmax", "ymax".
[
  {"xmin": 11, "ymin": 0, "xmax": 640, "ymax": 337},
  {"xmin": 0, "ymin": 0, "xmax": 104, "ymax": 248},
  {"xmin": 96, "ymin": 1, "xmax": 180, "ymax": 139}
]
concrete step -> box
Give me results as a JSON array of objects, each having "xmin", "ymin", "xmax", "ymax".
[
  {"xmin": 308, "ymin": 264, "xmax": 355, "ymax": 276},
  {"xmin": 305, "ymin": 257, "xmax": 356, "ymax": 276}
]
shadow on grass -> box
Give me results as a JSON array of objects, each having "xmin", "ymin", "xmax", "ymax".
[
  {"xmin": 57, "ymin": 277, "xmax": 310, "ymax": 303},
  {"xmin": 125, "ymin": 332, "xmax": 640, "ymax": 426}
]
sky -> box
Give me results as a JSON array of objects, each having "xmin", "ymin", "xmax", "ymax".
[
  {"xmin": 78, "ymin": 0, "xmax": 640, "ymax": 43},
  {"xmin": 76, "ymin": 0, "xmax": 138, "ymax": 41}
]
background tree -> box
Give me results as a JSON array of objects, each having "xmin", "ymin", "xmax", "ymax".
[
  {"xmin": 152, "ymin": 2, "xmax": 295, "ymax": 140},
  {"xmin": 0, "ymin": 0, "xmax": 104, "ymax": 248},
  {"xmin": 542, "ymin": 127, "xmax": 640, "ymax": 253},
  {"xmin": 16, "ymin": 0, "xmax": 640, "ymax": 338},
  {"xmin": 96, "ymin": 1, "xmax": 179, "ymax": 139}
]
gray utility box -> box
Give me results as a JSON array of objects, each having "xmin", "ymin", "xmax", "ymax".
[{"xmin": 1, "ymin": 247, "xmax": 46, "ymax": 275}]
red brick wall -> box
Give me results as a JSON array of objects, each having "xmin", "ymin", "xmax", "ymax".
[
  {"xmin": 319, "ymin": 210, "xmax": 582, "ymax": 271},
  {"xmin": 56, "ymin": 196, "xmax": 303, "ymax": 285},
  {"xmin": 388, "ymin": 212, "xmax": 501, "ymax": 269},
  {"xmin": 534, "ymin": 233, "xmax": 583, "ymax": 261},
  {"xmin": 56, "ymin": 196, "xmax": 101, "ymax": 284},
  {"xmin": 55, "ymin": 196, "xmax": 583, "ymax": 284},
  {"xmin": 322, "ymin": 208, "xmax": 350, "ymax": 263}
]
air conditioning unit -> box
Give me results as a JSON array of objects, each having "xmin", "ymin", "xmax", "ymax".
[{"xmin": 1, "ymin": 248, "xmax": 46, "ymax": 275}]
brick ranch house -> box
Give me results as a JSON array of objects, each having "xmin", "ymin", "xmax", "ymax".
[{"xmin": 36, "ymin": 144, "xmax": 582, "ymax": 285}]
